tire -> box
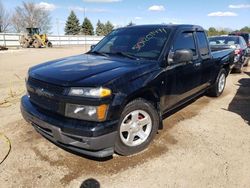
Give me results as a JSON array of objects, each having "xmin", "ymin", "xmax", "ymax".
[
  {"xmin": 234, "ymin": 66, "xmax": 242, "ymax": 73},
  {"xmin": 115, "ymin": 98, "xmax": 159, "ymax": 156},
  {"xmin": 244, "ymin": 58, "xmax": 249, "ymax": 67},
  {"xmin": 207, "ymin": 69, "xmax": 227, "ymax": 97},
  {"xmin": 47, "ymin": 41, "xmax": 53, "ymax": 48},
  {"xmin": 33, "ymin": 40, "xmax": 41, "ymax": 48}
]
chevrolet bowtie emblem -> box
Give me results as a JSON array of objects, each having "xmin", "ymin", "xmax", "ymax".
[{"xmin": 35, "ymin": 88, "xmax": 54, "ymax": 98}]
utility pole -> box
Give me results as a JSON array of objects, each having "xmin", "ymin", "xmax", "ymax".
[{"xmin": 83, "ymin": 7, "xmax": 87, "ymax": 51}]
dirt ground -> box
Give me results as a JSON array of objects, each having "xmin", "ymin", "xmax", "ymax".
[{"xmin": 0, "ymin": 47, "xmax": 250, "ymax": 188}]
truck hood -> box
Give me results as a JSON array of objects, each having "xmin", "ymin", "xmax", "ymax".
[{"xmin": 29, "ymin": 54, "xmax": 158, "ymax": 87}]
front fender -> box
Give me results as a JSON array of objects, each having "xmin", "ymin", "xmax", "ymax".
[{"xmin": 107, "ymin": 69, "xmax": 163, "ymax": 121}]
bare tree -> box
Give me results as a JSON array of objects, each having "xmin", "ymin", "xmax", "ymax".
[
  {"xmin": 11, "ymin": 2, "xmax": 52, "ymax": 33},
  {"xmin": 0, "ymin": 0, "xmax": 10, "ymax": 32}
]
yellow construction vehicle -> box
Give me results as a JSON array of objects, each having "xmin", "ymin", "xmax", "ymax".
[{"xmin": 19, "ymin": 28, "xmax": 52, "ymax": 48}]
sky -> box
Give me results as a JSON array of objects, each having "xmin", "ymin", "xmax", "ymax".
[{"xmin": 3, "ymin": 0, "xmax": 250, "ymax": 35}]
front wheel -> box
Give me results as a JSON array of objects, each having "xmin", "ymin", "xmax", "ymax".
[
  {"xmin": 22, "ymin": 42, "xmax": 30, "ymax": 48},
  {"xmin": 207, "ymin": 69, "xmax": 227, "ymax": 97},
  {"xmin": 115, "ymin": 99, "xmax": 159, "ymax": 156},
  {"xmin": 47, "ymin": 41, "xmax": 53, "ymax": 48}
]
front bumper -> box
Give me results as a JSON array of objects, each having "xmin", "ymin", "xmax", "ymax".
[{"xmin": 21, "ymin": 95, "xmax": 118, "ymax": 158}]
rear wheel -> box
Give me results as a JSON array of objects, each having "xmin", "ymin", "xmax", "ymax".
[
  {"xmin": 244, "ymin": 58, "xmax": 249, "ymax": 67},
  {"xmin": 33, "ymin": 40, "xmax": 41, "ymax": 48},
  {"xmin": 207, "ymin": 69, "xmax": 226, "ymax": 97},
  {"xmin": 115, "ymin": 99, "xmax": 159, "ymax": 156},
  {"xmin": 234, "ymin": 66, "xmax": 242, "ymax": 73}
]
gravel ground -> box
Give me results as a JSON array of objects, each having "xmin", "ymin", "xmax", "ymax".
[{"xmin": 0, "ymin": 47, "xmax": 250, "ymax": 188}]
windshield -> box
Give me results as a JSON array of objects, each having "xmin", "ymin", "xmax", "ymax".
[
  {"xmin": 91, "ymin": 27, "xmax": 170, "ymax": 60},
  {"xmin": 208, "ymin": 37, "xmax": 239, "ymax": 46}
]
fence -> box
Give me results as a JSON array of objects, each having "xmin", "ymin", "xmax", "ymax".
[{"xmin": 0, "ymin": 33, "xmax": 103, "ymax": 47}]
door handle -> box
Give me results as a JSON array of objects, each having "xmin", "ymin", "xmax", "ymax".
[{"xmin": 194, "ymin": 62, "xmax": 201, "ymax": 67}]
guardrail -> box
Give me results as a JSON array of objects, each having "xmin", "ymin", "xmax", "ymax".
[{"xmin": 0, "ymin": 33, "xmax": 103, "ymax": 47}]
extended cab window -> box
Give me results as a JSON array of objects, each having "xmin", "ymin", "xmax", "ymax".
[
  {"xmin": 173, "ymin": 32, "xmax": 197, "ymax": 56},
  {"xmin": 196, "ymin": 31, "xmax": 209, "ymax": 57}
]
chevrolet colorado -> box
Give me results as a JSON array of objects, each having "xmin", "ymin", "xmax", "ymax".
[{"xmin": 21, "ymin": 25, "xmax": 234, "ymax": 158}]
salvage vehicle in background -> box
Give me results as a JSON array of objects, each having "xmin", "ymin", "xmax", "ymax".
[
  {"xmin": 21, "ymin": 24, "xmax": 234, "ymax": 158},
  {"xmin": 209, "ymin": 35, "xmax": 249, "ymax": 73},
  {"xmin": 19, "ymin": 28, "xmax": 53, "ymax": 48},
  {"xmin": 229, "ymin": 32, "xmax": 250, "ymax": 66},
  {"xmin": 229, "ymin": 32, "xmax": 250, "ymax": 47}
]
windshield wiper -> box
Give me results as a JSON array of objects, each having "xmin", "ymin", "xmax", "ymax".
[
  {"xmin": 110, "ymin": 52, "xmax": 139, "ymax": 60},
  {"xmin": 89, "ymin": 51, "xmax": 109, "ymax": 57}
]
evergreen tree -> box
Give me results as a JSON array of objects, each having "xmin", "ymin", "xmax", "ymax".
[
  {"xmin": 82, "ymin": 17, "xmax": 94, "ymax": 35},
  {"xmin": 64, "ymin": 11, "xmax": 81, "ymax": 35},
  {"xmin": 104, "ymin": 21, "xmax": 114, "ymax": 35},
  {"xmin": 96, "ymin": 20, "xmax": 105, "ymax": 36}
]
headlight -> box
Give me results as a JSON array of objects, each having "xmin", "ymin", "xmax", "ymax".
[
  {"xmin": 25, "ymin": 71, "xmax": 30, "ymax": 97},
  {"xmin": 65, "ymin": 103, "xmax": 108, "ymax": 121},
  {"xmin": 68, "ymin": 87, "xmax": 111, "ymax": 98}
]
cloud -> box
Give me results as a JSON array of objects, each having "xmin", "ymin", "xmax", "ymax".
[
  {"xmin": 36, "ymin": 2, "xmax": 56, "ymax": 11},
  {"xmin": 207, "ymin": 11, "xmax": 237, "ymax": 17},
  {"xmin": 82, "ymin": 0, "xmax": 121, "ymax": 3},
  {"xmin": 148, "ymin": 5, "xmax": 165, "ymax": 11},
  {"xmin": 229, "ymin": 4, "xmax": 250, "ymax": 9},
  {"xmin": 69, "ymin": 6, "xmax": 108, "ymax": 13},
  {"xmin": 135, "ymin": 17, "xmax": 142, "ymax": 20}
]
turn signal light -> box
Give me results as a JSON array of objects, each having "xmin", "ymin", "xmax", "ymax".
[{"xmin": 97, "ymin": 104, "xmax": 108, "ymax": 121}]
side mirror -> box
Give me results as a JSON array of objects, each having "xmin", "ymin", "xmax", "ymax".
[
  {"xmin": 173, "ymin": 49, "xmax": 193, "ymax": 64},
  {"xmin": 90, "ymin": 45, "xmax": 96, "ymax": 50}
]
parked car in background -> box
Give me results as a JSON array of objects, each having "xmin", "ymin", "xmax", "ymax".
[
  {"xmin": 229, "ymin": 32, "xmax": 250, "ymax": 64},
  {"xmin": 209, "ymin": 35, "xmax": 248, "ymax": 73},
  {"xmin": 229, "ymin": 32, "xmax": 250, "ymax": 47}
]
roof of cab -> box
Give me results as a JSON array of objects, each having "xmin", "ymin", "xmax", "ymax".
[{"xmin": 124, "ymin": 24, "xmax": 204, "ymax": 31}]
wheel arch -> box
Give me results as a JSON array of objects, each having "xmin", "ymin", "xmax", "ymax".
[
  {"xmin": 222, "ymin": 63, "xmax": 230, "ymax": 76},
  {"xmin": 113, "ymin": 88, "xmax": 163, "ymax": 130}
]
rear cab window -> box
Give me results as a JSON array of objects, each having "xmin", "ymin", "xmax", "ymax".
[{"xmin": 196, "ymin": 31, "xmax": 210, "ymax": 58}]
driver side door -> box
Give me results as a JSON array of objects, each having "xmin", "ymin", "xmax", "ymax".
[{"xmin": 162, "ymin": 30, "xmax": 202, "ymax": 111}]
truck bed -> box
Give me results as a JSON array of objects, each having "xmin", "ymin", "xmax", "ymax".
[{"xmin": 211, "ymin": 48, "xmax": 234, "ymax": 59}]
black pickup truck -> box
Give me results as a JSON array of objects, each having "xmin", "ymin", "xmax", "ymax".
[{"xmin": 21, "ymin": 25, "xmax": 234, "ymax": 158}]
